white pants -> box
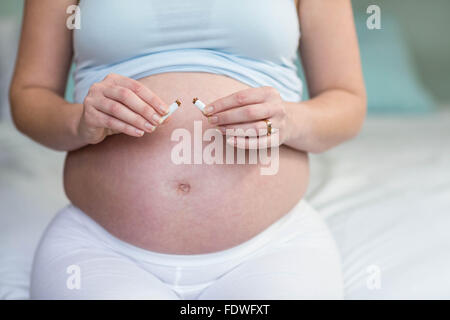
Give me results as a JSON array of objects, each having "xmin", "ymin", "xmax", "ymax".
[{"xmin": 30, "ymin": 200, "xmax": 344, "ymax": 299}]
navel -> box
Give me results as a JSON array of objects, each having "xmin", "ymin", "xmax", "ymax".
[{"xmin": 177, "ymin": 183, "xmax": 191, "ymax": 194}]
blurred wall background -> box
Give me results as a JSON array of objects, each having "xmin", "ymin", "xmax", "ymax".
[{"xmin": 352, "ymin": 0, "xmax": 450, "ymax": 103}]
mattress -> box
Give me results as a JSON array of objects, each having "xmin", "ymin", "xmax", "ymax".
[{"xmin": 1, "ymin": 109, "xmax": 450, "ymax": 299}]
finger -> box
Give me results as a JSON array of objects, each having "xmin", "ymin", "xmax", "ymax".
[
  {"xmin": 104, "ymin": 73, "xmax": 169, "ymax": 115},
  {"xmin": 103, "ymin": 86, "xmax": 163, "ymax": 126},
  {"xmin": 95, "ymin": 109, "xmax": 146, "ymax": 137},
  {"xmin": 226, "ymin": 130, "xmax": 281, "ymax": 149},
  {"xmin": 205, "ymin": 87, "xmax": 277, "ymax": 115},
  {"xmin": 218, "ymin": 121, "xmax": 279, "ymax": 137},
  {"xmin": 207, "ymin": 103, "xmax": 272, "ymax": 126},
  {"xmin": 95, "ymin": 97, "xmax": 156, "ymax": 133}
]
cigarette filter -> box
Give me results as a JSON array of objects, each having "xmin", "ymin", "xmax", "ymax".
[{"xmin": 161, "ymin": 99, "xmax": 181, "ymax": 121}]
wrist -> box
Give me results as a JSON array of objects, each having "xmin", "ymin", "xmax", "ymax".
[
  {"xmin": 68, "ymin": 103, "xmax": 92, "ymax": 148},
  {"xmin": 283, "ymin": 101, "xmax": 309, "ymax": 148}
]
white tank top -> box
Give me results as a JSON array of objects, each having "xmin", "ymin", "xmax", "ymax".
[{"xmin": 73, "ymin": 0, "xmax": 302, "ymax": 103}]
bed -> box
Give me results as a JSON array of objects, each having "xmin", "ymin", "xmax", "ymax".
[{"xmin": 1, "ymin": 109, "xmax": 450, "ymax": 299}]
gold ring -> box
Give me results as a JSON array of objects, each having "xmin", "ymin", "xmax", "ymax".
[{"xmin": 264, "ymin": 119, "xmax": 272, "ymax": 136}]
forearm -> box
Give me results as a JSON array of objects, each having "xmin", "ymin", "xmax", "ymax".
[
  {"xmin": 10, "ymin": 86, "xmax": 87, "ymax": 151},
  {"xmin": 284, "ymin": 89, "xmax": 366, "ymax": 153}
]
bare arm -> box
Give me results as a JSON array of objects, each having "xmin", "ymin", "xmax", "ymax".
[
  {"xmin": 285, "ymin": 0, "xmax": 367, "ymax": 152},
  {"xmin": 10, "ymin": 0, "xmax": 169, "ymax": 152},
  {"xmin": 9, "ymin": 0, "xmax": 84, "ymax": 151}
]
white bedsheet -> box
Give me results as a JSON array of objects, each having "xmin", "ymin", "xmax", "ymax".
[
  {"xmin": 1, "ymin": 110, "xmax": 449, "ymax": 299},
  {"xmin": 306, "ymin": 109, "xmax": 450, "ymax": 299}
]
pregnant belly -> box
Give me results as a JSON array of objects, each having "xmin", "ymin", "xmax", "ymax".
[{"xmin": 63, "ymin": 72, "xmax": 309, "ymax": 254}]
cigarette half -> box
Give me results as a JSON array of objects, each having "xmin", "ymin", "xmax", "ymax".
[
  {"xmin": 193, "ymin": 98, "xmax": 206, "ymax": 112},
  {"xmin": 161, "ymin": 100, "xmax": 181, "ymax": 121}
]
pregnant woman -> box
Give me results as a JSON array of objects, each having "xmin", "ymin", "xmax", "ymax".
[{"xmin": 10, "ymin": 0, "xmax": 366, "ymax": 299}]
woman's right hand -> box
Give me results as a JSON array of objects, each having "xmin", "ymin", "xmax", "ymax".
[{"xmin": 77, "ymin": 73, "xmax": 169, "ymax": 144}]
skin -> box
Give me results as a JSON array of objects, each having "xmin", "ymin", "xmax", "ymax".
[{"xmin": 9, "ymin": 0, "xmax": 366, "ymax": 254}]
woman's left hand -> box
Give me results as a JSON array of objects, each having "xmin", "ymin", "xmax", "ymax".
[{"xmin": 203, "ymin": 86, "xmax": 292, "ymax": 149}]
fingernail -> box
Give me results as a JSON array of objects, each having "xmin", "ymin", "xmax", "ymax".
[
  {"xmin": 145, "ymin": 122, "xmax": 155, "ymax": 132},
  {"xmin": 208, "ymin": 116, "xmax": 218, "ymax": 124},
  {"xmin": 161, "ymin": 106, "xmax": 170, "ymax": 115},
  {"xmin": 152, "ymin": 114, "xmax": 163, "ymax": 124},
  {"xmin": 204, "ymin": 106, "xmax": 214, "ymax": 114},
  {"xmin": 136, "ymin": 129, "xmax": 145, "ymax": 136}
]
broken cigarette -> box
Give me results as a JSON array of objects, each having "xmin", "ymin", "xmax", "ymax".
[
  {"xmin": 161, "ymin": 99, "xmax": 181, "ymax": 121},
  {"xmin": 192, "ymin": 97, "xmax": 206, "ymax": 113}
]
